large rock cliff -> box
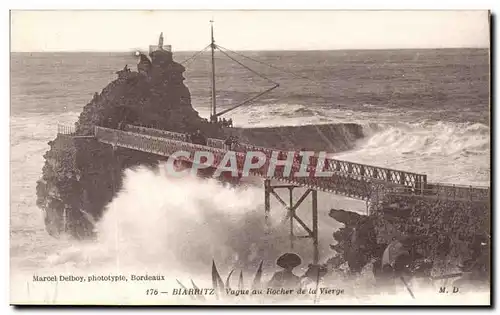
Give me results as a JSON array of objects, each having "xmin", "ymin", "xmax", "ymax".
[{"xmin": 36, "ymin": 49, "xmax": 225, "ymax": 239}]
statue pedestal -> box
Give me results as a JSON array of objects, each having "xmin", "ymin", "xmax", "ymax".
[{"xmin": 149, "ymin": 44, "xmax": 172, "ymax": 54}]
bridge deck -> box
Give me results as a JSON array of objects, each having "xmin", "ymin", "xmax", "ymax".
[
  {"xmin": 122, "ymin": 125, "xmax": 428, "ymax": 185},
  {"xmin": 60, "ymin": 124, "xmax": 489, "ymax": 202}
]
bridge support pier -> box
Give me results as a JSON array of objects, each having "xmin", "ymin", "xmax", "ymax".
[{"xmin": 264, "ymin": 179, "xmax": 319, "ymax": 264}]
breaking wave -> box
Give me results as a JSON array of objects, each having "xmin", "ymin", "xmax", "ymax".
[
  {"xmin": 38, "ymin": 164, "xmax": 489, "ymax": 304},
  {"xmin": 95, "ymin": 168, "xmax": 274, "ymax": 273},
  {"xmin": 44, "ymin": 167, "xmax": 341, "ymax": 275},
  {"xmin": 359, "ymin": 121, "xmax": 490, "ymax": 157},
  {"xmin": 335, "ymin": 121, "xmax": 490, "ymax": 185}
]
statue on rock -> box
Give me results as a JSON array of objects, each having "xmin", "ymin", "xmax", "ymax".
[{"xmin": 158, "ymin": 32, "xmax": 164, "ymax": 49}]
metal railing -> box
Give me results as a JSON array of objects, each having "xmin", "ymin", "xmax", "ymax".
[
  {"xmin": 95, "ymin": 127, "xmax": 238, "ymax": 168},
  {"xmin": 124, "ymin": 125, "xmax": 188, "ymax": 142},
  {"xmin": 125, "ymin": 124, "xmax": 231, "ymax": 151},
  {"xmin": 123, "ymin": 124, "xmax": 428, "ymax": 192},
  {"xmin": 77, "ymin": 124, "xmax": 490, "ymax": 202},
  {"xmin": 94, "ymin": 126, "xmax": 377, "ymax": 199},
  {"xmin": 424, "ymin": 183, "xmax": 490, "ymax": 202},
  {"xmin": 57, "ymin": 124, "xmax": 76, "ymax": 135}
]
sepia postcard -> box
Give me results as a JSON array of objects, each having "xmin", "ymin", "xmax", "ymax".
[{"xmin": 10, "ymin": 10, "xmax": 491, "ymax": 306}]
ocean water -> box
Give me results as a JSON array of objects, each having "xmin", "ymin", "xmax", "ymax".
[{"xmin": 9, "ymin": 49, "xmax": 490, "ymax": 304}]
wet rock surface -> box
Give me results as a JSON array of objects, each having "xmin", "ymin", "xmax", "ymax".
[
  {"xmin": 36, "ymin": 49, "xmax": 223, "ymax": 239},
  {"xmin": 328, "ymin": 195, "xmax": 490, "ymax": 281}
]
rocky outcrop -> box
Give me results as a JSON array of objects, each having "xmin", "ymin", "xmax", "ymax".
[
  {"xmin": 36, "ymin": 49, "xmax": 225, "ymax": 239},
  {"xmin": 369, "ymin": 195, "xmax": 490, "ymax": 262},
  {"xmin": 328, "ymin": 195, "xmax": 490, "ymax": 276},
  {"xmin": 36, "ymin": 46, "xmax": 368, "ymax": 240},
  {"xmin": 228, "ymin": 123, "xmax": 364, "ymax": 153},
  {"xmin": 74, "ymin": 50, "xmax": 211, "ymax": 136},
  {"xmin": 328, "ymin": 209, "xmax": 382, "ymax": 273}
]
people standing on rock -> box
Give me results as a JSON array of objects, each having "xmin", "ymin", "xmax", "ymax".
[
  {"xmin": 209, "ymin": 114, "xmax": 217, "ymax": 124},
  {"xmin": 228, "ymin": 118, "xmax": 233, "ymax": 128},
  {"xmin": 231, "ymin": 136, "xmax": 239, "ymax": 150},
  {"xmin": 224, "ymin": 136, "xmax": 235, "ymax": 150},
  {"xmin": 267, "ymin": 253, "xmax": 302, "ymax": 289},
  {"xmin": 117, "ymin": 120, "xmax": 126, "ymax": 130},
  {"xmin": 116, "ymin": 65, "xmax": 132, "ymax": 79}
]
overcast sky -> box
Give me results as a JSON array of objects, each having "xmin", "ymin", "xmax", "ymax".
[{"xmin": 11, "ymin": 10, "xmax": 490, "ymax": 52}]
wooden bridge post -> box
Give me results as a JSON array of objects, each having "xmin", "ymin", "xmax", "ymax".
[
  {"xmin": 264, "ymin": 179, "xmax": 271, "ymax": 233},
  {"xmin": 415, "ymin": 175, "xmax": 420, "ymax": 195},
  {"xmin": 264, "ymin": 182, "xmax": 320, "ymax": 264},
  {"xmin": 416, "ymin": 176, "xmax": 420, "ymax": 194},
  {"xmin": 288, "ymin": 186, "xmax": 295, "ymax": 250},
  {"xmin": 312, "ymin": 189, "xmax": 318, "ymax": 265},
  {"xmin": 421, "ymin": 174, "xmax": 427, "ymax": 195}
]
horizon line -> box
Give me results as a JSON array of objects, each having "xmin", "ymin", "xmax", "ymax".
[{"xmin": 10, "ymin": 46, "xmax": 490, "ymax": 53}]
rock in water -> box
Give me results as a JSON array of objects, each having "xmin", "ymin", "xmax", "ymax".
[
  {"xmin": 328, "ymin": 195, "xmax": 490, "ymax": 279},
  {"xmin": 36, "ymin": 49, "xmax": 223, "ymax": 239}
]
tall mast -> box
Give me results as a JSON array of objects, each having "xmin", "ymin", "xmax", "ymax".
[{"xmin": 210, "ymin": 20, "xmax": 217, "ymax": 122}]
